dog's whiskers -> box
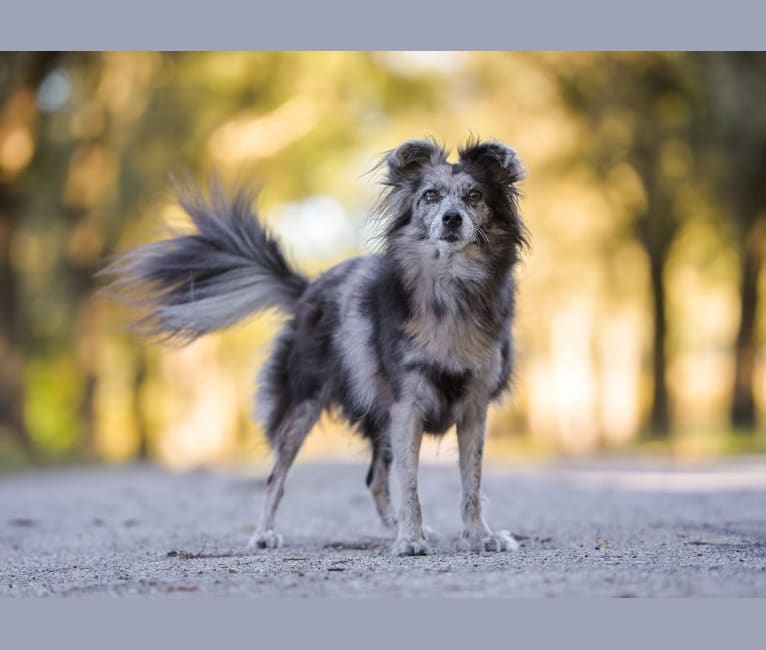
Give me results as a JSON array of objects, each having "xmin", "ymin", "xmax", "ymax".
[{"xmin": 475, "ymin": 225, "xmax": 491, "ymax": 249}]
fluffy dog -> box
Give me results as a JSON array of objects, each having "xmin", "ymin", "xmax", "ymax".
[{"xmin": 106, "ymin": 138, "xmax": 528, "ymax": 556}]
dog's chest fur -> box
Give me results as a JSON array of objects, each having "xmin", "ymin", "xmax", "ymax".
[
  {"xmin": 403, "ymin": 249, "xmax": 499, "ymax": 371},
  {"xmin": 402, "ymin": 253, "xmax": 513, "ymax": 431}
]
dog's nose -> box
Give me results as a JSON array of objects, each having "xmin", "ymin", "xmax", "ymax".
[{"xmin": 442, "ymin": 211, "xmax": 462, "ymax": 228}]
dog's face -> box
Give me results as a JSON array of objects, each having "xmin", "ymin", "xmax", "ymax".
[
  {"xmin": 412, "ymin": 165, "xmax": 492, "ymax": 253},
  {"xmin": 380, "ymin": 138, "xmax": 526, "ymax": 259}
]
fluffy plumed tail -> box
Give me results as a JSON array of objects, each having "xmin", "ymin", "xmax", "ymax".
[{"xmin": 102, "ymin": 179, "xmax": 308, "ymax": 342}]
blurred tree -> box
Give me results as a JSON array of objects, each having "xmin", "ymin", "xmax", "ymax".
[
  {"xmin": 551, "ymin": 52, "xmax": 704, "ymax": 438},
  {"xmin": 702, "ymin": 53, "xmax": 766, "ymax": 431},
  {"xmin": 0, "ymin": 52, "xmax": 62, "ymax": 449}
]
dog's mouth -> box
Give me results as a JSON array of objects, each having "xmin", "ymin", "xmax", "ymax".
[
  {"xmin": 432, "ymin": 225, "xmax": 472, "ymax": 251},
  {"xmin": 435, "ymin": 233, "xmax": 474, "ymax": 252}
]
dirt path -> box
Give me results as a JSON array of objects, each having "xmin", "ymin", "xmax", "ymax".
[{"xmin": 2, "ymin": 458, "xmax": 766, "ymax": 596}]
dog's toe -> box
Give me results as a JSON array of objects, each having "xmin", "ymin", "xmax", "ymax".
[
  {"xmin": 421, "ymin": 525, "xmax": 439, "ymax": 542},
  {"xmin": 247, "ymin": 529, "xmax": 283, "ymax": 550},
  {"xmin": 481, "ymin": 530, "xmax": 518, "ymax": 552},
  {"xmin": 392, "ymin": 537, "xmax": 431, "ymax": 557},
  {"xmin": 458, "ymin": 529, "xmax": 518, "ymax": 553}
]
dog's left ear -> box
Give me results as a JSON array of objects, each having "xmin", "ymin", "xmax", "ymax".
[{"xmin": 458, "ymin": 140, "xmax": 525, "ymax": 188}]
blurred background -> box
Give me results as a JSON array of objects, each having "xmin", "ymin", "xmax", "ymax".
[{"xmin": 1, "ymin": 51, "xmax": 766, "ymax": 471}]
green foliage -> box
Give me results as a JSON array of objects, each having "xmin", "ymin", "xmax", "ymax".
[{"xmin": 24, "ymin": 355, "xmax": 81, "ymax": 454}]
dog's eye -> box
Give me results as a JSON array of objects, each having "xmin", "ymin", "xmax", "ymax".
[
  {"xmin": 468, "ymin": 189, "xmax": 482, "ymax": 203},
  {"xmin": 423, "ymin": 189, "xmax": 439, "ymax": 204}
]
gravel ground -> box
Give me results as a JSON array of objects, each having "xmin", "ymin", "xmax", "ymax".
[{"xmin": 2, "ymin": 457, "xmax": 766, "ymax": 597}]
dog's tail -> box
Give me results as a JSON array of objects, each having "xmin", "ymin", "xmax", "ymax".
[{"xmin": 101, "ymin": 179, "xmax": 308, "ymax": 342}]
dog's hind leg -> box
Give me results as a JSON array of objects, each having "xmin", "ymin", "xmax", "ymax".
[
  {"xmin": 248, "ymin": 400, "xmax": 320, "ymax": 550},
  {"xmin": 366, "ymin": 437, "xmax": 395, "ymax": 529}
]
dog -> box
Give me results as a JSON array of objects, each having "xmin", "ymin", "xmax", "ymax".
[{"xmin": 105, "ymin": 138, "xmax": 528, "ymax": 556}]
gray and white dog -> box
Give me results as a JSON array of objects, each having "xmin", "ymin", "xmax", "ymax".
[{"xmin": 106, "ymin": 138, "xmax": 528, "ymax": 556}]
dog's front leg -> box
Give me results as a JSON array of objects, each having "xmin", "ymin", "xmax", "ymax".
[
  {"xmin": 456, "ymin": 404, "xmax": 518, "ymax": 553},
  {"xmin": 390, "ymin": 400, "xmax": 429, "ymax": 556}
]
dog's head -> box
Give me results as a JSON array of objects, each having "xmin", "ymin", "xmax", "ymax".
[{"xmin": 378, "ymin": 138, "xmax": 527, "ymax": 262}]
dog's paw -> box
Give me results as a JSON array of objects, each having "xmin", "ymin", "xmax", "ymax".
[
  {"xmin": 391, "ymin": 536, "xmax": 431, "ymax": 557},
  {"xmin": 481, "ymin": 530, "xmax": 519, "ymax": 552},
  {"xmin": 247, "ymin": 529, "xmax": 283, "ymax": 550},
  {"xmin": 422, "ymin": 525, "xmax": 438, "ymax": 542},
  {"xmin": 458, "ymin": 529, "xmax": 518, "ymax": 553}
]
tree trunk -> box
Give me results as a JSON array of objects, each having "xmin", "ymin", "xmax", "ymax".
[
  {"xmin": 730, "ymin": 224, "xmax": 762, "ymax": 430},
  {"xmin": 0, "ymin": 194, "xmax": 30, "ymax": 448},
  {"xmin": 647, "ymin": 251, "xmax": 671, "ymax": 438},
  {"xmin": 0, "ymin": 53, "xmax": 61, "ymax": 450},
  {"xmin": 133, "ymin": 352, "xmax": 150, "ymax": 461}
]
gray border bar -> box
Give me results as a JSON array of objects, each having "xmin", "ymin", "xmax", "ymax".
[
  {"xmin": 2, "ymin": 0, "xmax": 765, "ymax": 50},
  {"xmin": 2, "ymin": 598, "xmax": 765, "ymax": 648}
]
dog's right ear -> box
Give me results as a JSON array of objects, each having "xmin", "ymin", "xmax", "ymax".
[{"xmin": 384, "ymin": 139, "xmax": 448, "ymax": 187}]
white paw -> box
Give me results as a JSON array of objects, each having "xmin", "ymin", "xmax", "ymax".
[
  {"xmin": 422, "ymin": 525, "xmax": 438, "ymax": 542},
  {"xmin": 391, "ymin": 536, "xmax": 431, "ymax": 556},
  {"xmin": 458, "ymin": 529, "xmax": 519, "ymax": 553},
  {"xmin": 482, "ymin": 530, "xmax": 518, "ymax": 552},
  {"xmin": 247, "ymin": 529, "xmax": 283, "ymax": 550}
]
